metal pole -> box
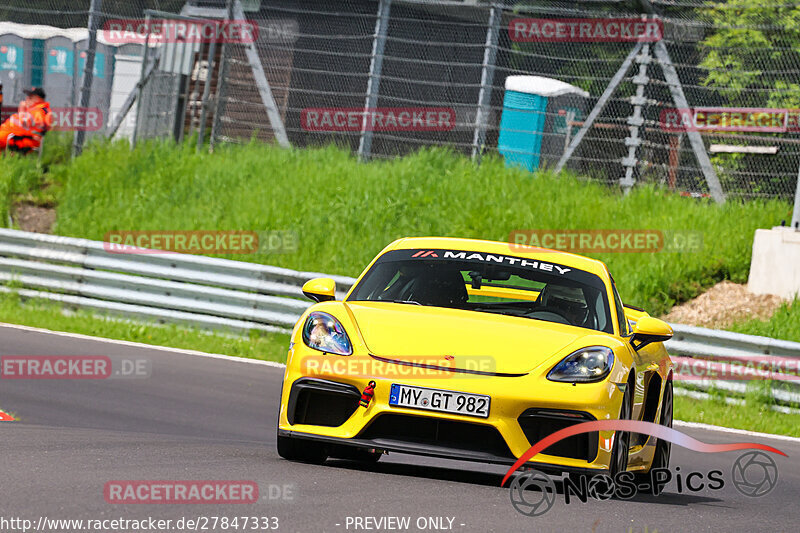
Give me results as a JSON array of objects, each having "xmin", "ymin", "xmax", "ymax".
[
  {"xmin": 132, "ymin": 14, "xmax": 153, "ymax": 147},
  {"xmin": 358, "ymin": 0, "xmax": 392, "ymax": 161},
  {"xmin": 471, "ymin": 1, "xmax": 503, "ymax": 163},
  {"xmin": 72, "ymin": 0, "xmax": 102, "ymax": 157},
  {"xmin": 792, "ymin": 162, "xmax": 800, "ymax": 230},
  {"xmin": 653, "ymin": 41, "xmax": 724, "ymax": 204},
  {"xmin": 639, "ymin": 0, "xmax": 724, "ymax": 203},
  {"xmin": 555, "ymin": 41, "xmax": 644, "ymax": 174},
  {"xmin": 197, "ymin": 39, "xmax": 217, "ymax": 150},
  {"xmin": 106, "ymin": 50, "xmax": 159, "ymax": 140},
  {"xmin": 172, "ymin": 36, "xmax": 190, "ymax": 142},
  {"xmin": 210, "ymin": 0, "xmax": 234, "ymax": 152},
  {"xmin": 233, "ymin": 0, "xmax": 290, "ymax": 147}
]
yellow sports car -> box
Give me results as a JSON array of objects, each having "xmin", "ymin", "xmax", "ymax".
[{"xmin": 277, "ymin": 237, "xmax": 674, "ymax": 479}]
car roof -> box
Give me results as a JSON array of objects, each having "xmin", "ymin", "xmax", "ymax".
[{"xmin": 385, "ymin": 236, "xmax": 610, "ymax": 280}]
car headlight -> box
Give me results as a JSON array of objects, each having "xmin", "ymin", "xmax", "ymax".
[
  {"xmin": 547, "ymin": 346, "xmax": 614, "ymax": 383},
  {"xmin": 302, "ymin": 311, "xmax": 353, "ymax": 355}
]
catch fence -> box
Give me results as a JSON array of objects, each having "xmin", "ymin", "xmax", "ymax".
[{"xmin": 4, "ymin": 1, "xmax": 800, "ymax": 201}]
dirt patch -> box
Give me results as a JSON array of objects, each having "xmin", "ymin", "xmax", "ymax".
[
  {"xmin": 661, "ymin": 280, "xmax": 784, "ymax": 329},
  {"xmin": 11, "ymin": 203, "xmax": 56, "ymax": 234}
]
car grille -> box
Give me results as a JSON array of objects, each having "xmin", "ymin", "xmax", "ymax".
[
  {"xmin": 359, "ymin": 414, "xmax": 514, "ymax": 458},
  {"xmin": 288, "ymin": 378, "xmax": 361, "ymax": 427}
]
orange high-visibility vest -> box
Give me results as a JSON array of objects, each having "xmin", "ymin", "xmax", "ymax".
[{"xmin": 0, "ymin": 101, "xmax": 52, "ymax": 150}]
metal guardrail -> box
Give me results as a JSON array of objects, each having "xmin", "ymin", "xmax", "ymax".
[
  {"xmin": 0, "ymin": 228, "xmax": 797, "ymax": 406},
  {"xmin": 0, "ymin": 228, "xmax": 355, "ymax": 335},
  {"xmin": 667, "ymin": 325, "xmax": 800, "ymax": 407}
]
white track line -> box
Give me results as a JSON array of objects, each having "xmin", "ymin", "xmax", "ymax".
[
  {"xmin": 0, "ymin": 322, "xmax": 287, "ymax": 369},
  {"xmin": 673, "ymin": 420, "xmax": 800, "ymax": 444},
  {"xmin": 2, "ymin": 321, "xmax": 799, "ymax": 444}
]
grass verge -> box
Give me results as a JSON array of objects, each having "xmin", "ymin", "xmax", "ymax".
[
  {"xmin": 0, "ymin": 292, "xmax": 291, "ymax": 364},
  {"xmin": 729, "ymin": 300, "xmax": 800, "ymax": 342},
  {"xmin": 674, "ymin": 391, "xmax": 800, "ymax": 438}
]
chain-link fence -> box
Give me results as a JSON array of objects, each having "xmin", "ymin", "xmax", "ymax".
[{"xmin": 4, "ymin": 1, "xmax": 800, "ymax": 201}]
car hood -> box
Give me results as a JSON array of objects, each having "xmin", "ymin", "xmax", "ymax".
[{"xmin": 344, "ymin": 301, "xmax": 586, "ymax": 375}]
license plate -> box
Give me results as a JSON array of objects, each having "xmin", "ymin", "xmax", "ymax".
[{"xmin": 389, "ymin": 384, "xmax": 490, "ymax": 418}]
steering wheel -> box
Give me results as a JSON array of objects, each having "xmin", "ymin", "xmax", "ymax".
[{"xmin": 525, "ymin": 305, "xmax": 573, "ymax": 325}]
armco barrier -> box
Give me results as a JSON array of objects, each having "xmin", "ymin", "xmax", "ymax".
[
  {"xmin": 0, "ymin": 228, "xmax": 355, "ymax": 334},
  {"xmin": 0, "ymin": 228, "xmax": 797, "ymax": 406}
]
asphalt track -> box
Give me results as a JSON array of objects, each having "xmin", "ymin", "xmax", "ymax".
[{"xmin": 1, "ymin": 323, "xmax": 798, "ymax": 533}]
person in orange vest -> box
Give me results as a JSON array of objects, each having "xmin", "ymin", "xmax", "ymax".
[{"xmin": 0, "ymin": 87, "xmax": 52, "ymax": 154}]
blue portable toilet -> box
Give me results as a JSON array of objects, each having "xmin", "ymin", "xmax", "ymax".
[{"xmin": 498, "ymin": 75, "xmax": 588, "ymax": 172}]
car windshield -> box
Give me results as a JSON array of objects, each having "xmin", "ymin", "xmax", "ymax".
[{"xmin": 348, "ymin": 249, "xmax": 613, "ymax": 333}]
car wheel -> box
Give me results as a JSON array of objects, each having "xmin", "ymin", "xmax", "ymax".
[
  {"xmin": 568, "ymin": 383, "xmax": 632, "ymax": 489},
  {"xmin": 276, "ymin": 434, "xmax": 328, "ymax": 464},
  {"xmin": 649, "ymin": 380, "xmax": 673, "ymax": 470},
  {"xmin": 610, "ymin": 383, "xmax": 632, "ymax": 477}
]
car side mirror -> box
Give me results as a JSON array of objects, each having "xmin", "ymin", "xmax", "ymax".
[
  {"xmin": 302, "ymin": 277, "xmax": 336, "ymax": 302},
  {"xmin": 630, "ymin": 316, "xmax": 673, "ymax": 351}
]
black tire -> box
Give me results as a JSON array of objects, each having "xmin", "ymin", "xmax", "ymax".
[
  {"xmin": 276, "ymin": 434, "xmax": 328, "ymax": 464},
  {"xmin": 634, "ymin": 379, "xmax": 672, "ymax": 489},
  {"xmin": 610, "ymin": 382, "xmax": 632, "ymax": 477}
]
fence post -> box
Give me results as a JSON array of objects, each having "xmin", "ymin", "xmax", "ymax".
[
  {"xmin": 210, "ymin": 0, "xmax": 235, "ymax": 151},
  {"xmin": 197, "ymin": 40, "xmax": 217, "ymax": 150},
  {"xmin": 793, "ymin": 162, "xmax": 800, "ymax": 230},
  {"xmin": 72, "ymin": 0, "xmax": 102, "ymax": 157},
  {"xmin": 132, "ymin": 13, "xmax": 152, "ymax": 147},
  {"xmin": 471, "ymin": 1, "xmax": 503, "ymax": 163},
  {"xmin": 358, "ymin": 0, "xmax": 392, "ymax": 161}
]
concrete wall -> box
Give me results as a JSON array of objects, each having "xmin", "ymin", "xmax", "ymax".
[{"xmin": 748, "ymin": 227, "xmax": 800, "ymax": 300}]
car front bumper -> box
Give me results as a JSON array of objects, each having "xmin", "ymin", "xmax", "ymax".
[{"xmin": 278, "ymin": 351, "xmax": 633, "ymax": 474}]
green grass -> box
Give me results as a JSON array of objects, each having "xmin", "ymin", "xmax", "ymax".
[
  {"xmin": 729, "ymin": 300, "xmax": 800, "ymax": 342},
  {"xmin": 31, "ymin": 139, "xmax": 790, "ymax": 316},
  {"xmin": 0, "ymin": 291, "xmax": 291, "ymax": 363},
  {"xmin": 0, "ymin": 131, "xmax": 73, "ymax": 221},
  {"xmin": 674, "ymin": 392, "xmax": 800, "ymax": 437}
]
